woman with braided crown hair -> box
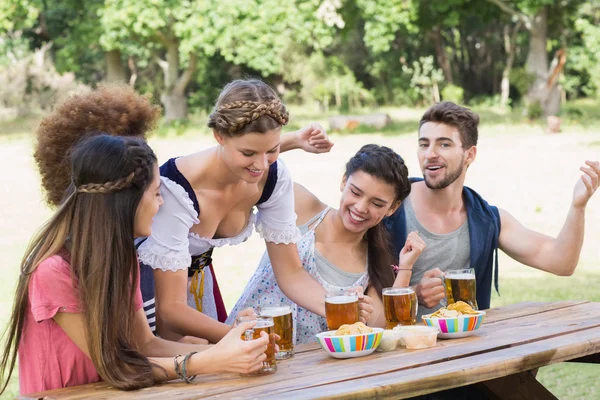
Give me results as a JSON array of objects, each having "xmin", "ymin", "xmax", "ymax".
[
  {"xmin": 229, "ymin": 145, "xmax": 427, "ymax": 342},
  {"xmin": 137, "ymin": 79, "xmax": 371, "ymax": 344},
  {"xmin": 0, "ymin": 135, "xmax": 273, "ymax": 396}
]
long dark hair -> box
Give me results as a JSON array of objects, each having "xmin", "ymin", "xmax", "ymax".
[
  {"xmin": 344, "ymin": 144, "xmax": 411, "ymax": 300},
  {"xmin": 1, "ymin": 135, "xmax": 158, "ymax": 393}
]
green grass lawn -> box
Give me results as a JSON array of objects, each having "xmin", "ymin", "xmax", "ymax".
[{"xmin": 1, "ymin": 102, "xmax": 599, "ymax": 398}]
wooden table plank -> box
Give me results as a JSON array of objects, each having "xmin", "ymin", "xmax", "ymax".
[
  {"xmin": 262, "ymin": 325, "xmax": 600, "ymax": 399},
  {"xmin": 483, "ymin": 300, "xmax": 589, "ymax": 324},
  {"xmin": 24, "ymin": 302, "xmax": 597, "ymax": 400}
]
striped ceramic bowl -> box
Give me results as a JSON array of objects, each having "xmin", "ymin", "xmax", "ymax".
[
  {"xmin": 316, "ymin": 328, "xmax": 384, "ymax": 359},
  {"xmin": 422, "ymin": 311, "xmax": 486, "ymax": 339}
]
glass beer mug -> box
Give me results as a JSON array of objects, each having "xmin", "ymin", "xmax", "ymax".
[
  {"xmin": 443, "ymin": 268, "xmax": 478, "ymax": 310},
  {"xmin": 258, "ymin": 305, "xmax": 294, "ymax": 360},
  {"xmin": 237, "ymin": 315, "xmax": 277, "ymax": 375},
  {"xmin": 382, "ymin": 287, "xmax": 418, "ymax": 328},
  {"xmin": 324, "ymin": 289, "xmax": 359, "ymax": 330}
]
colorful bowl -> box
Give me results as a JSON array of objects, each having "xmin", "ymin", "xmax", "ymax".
[
  {"xmin": 422, "ymin": 311, "xmax": 486, "ymax": 339},
  {"xmin": 316, "ymin": 328, "xmax": 384, "ymax": 359}
]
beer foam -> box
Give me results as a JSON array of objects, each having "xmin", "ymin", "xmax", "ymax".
[
  {"xmin": 325, "ymin": 295, "xmax": 357, "ymax": 304},
  {"xmin": 383, "ymin": 287, "xmax": 414, "ymax": 296},
  {"xmin": 254, "ymin": 319, "xmax": 275, "ymax": 328},
  {"xmin": 445, "ymin": 273, "xmax": 475, "ymax": 280},
  {"xmin": 260, "ymin": 306, "xmax": 292, "ymax": 318}
]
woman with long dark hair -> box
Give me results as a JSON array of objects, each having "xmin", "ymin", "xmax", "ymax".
[
  {"xmin": 0, "ymin": 135, "xmax": 270, "ymax": 396},
  {"xmin": 229, "ymin": 144, "xmax": 426, "ymax": 342}
]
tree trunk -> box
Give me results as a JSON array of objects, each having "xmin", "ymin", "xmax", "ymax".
[
  {"xmin": 335, "ymin": 78, "xmax": 341, "ymax": 108},
  {"xmin": 161, "ymin": 92, "xmax": 188, "ymax": 121},
  {"xmin": 525, "ymin": 6, "xmax": 559, "ymax": 116},
  {"xmin": 157, "ymin": 32, "xmax": 197, "ymax": 122},
  {"xmin": 430, "ymin": 27, "xmax": 453, "ymax": 84},
  {"xmin": 105, "ymin": 50, "xmax": 127, "ymax": 83},
  {"xmin": 128, "ymin": 56, "xmax": 138, "ymax": 87},
  {"xmin": 500, "ymin": 21, "xmax": 522, "ymax": 108}
]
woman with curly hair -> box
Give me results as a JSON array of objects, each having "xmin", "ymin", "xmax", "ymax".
[{"xmin": 34, "ymin": 84, "xmax": 161, "ymax": 207}]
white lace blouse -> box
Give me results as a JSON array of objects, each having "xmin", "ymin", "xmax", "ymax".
[{"xmin": 137, "ymin": 158, "xmax": 302, "ymax": 272}]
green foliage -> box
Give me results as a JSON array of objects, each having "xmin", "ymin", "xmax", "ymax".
[
  {"xmin": 441, "ymin": 84, "xmax": 464, "ymax": 103},
  {"xmin": 1, "ymin": 0, "xmax": 600, "ymax": 122},
  {"xmin": 0, "ymin": 0, "xmax": 39, "ymax": 33},
  {"xmin": 468, "ymin": 94, "xmax": 503, "ymax": 108},
  {"xmin": 280, "ymin": 47, "xmax": 374, "ymax": 111},
  {"xmin": 509, "ymin": 67, "xmax": 534, "ymax": 98},
  {"xmin": 356, "ymin": 0, "xmax": 417, "ymax": 54},
  {"xmin": 402, "ymin": 56, "xmax": 444, "ymax": 105},
  {"xmin": 526, "ymin": 100, "xmax": 543, "ymax": 120}
]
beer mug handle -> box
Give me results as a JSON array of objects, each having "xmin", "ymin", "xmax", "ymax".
[
  {"xmin": 243, "ymin": 328, "xmax": 254, "ymax": 341},
  {"xmin": 437, "ymin": 274, "xmax": 448, "ymax": 307}
]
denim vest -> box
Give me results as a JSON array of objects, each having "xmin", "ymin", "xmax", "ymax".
[{"xmin": 385, "ymin": 178, "xmax": 501, "ymax": 309}]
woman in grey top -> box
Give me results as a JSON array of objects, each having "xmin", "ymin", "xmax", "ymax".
[{"xmin": 228, "ymin": 144, "xmax": 426, "ymax": 343}]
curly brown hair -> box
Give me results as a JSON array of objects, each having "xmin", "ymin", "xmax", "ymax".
[
  {"xmin": 33, "ymin": 84, "xmax": 161, "ymax": 206},
  {"xmin": 207, "ymin": 79, "xmax": 289, "ymax": 137}
]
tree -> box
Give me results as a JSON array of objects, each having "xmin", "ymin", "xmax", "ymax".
[
  {"xmin": 487, "ymin": 0, "xmax": 583, "ymax": 116},
  {"xmin": 100, "ymin": 0, "xmax": 336, "ymax": 121},
  {"xmin": 0, "ymin": 0, "xmax": 129, "ymax": 83}
]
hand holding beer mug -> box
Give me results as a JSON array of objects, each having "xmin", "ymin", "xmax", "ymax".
[
  {"xmin": 443, "ymin": 268, "xmax": 478, "ymax": 310},
  {"xmin": 382, "ymin": 287, "xmax": 418, "ymax": 328},
  {"xmin": 236, "ymin": 315, "xmax": 277, "ymax": 375},
  {"xmin": 325, "ymin": 289, "xmax": 359, "ymax": 330},
  {"xmin": 415, "ymin": 268, "xmax": 446, "ymax": 308},
  {"xmin": 258, "ymin": 305, "xmax": 294, "ymax": 359}
]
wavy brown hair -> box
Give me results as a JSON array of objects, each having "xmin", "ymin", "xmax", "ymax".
[
  {"xmin": 207, "ymin": 79, "xmax": 289, "ymax": 137},
  {"xmin": 419, "ymin": 101, "xmax": 479, "ymax": 148},
  {"xmin": 344, "ymin": 144, "xmax": 411, "ymax": 299},
  {"xmin": 1, "ymin": 135, "xmax": 158, "ymax": 394},
  {"xmin": 34, "ymin": 84, "xmax": 161, "ymax": 207}
]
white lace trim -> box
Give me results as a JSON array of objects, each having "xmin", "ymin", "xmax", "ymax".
[
  {"xmin": 255, "ymin": 221, "xmax": 302, "ymax": 244},
  {"xmin": 160, "ymin": 176, "xmax": 199, "ymax": 222},
  {"xmin": 138, "ymin": 242, "xmax": 191, "ymax": 272},
  {"xmin": 188, "ymin": 212, "xmax": 257, "ymax": 248}
]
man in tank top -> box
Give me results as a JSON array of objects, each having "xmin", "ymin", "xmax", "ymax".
[{"xmin": 386, "ymin": 102, "xmax": 600, "ymax": 315}]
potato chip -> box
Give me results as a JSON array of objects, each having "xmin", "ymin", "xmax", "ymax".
[
  {"xmin": 333, "ymin": 322, "xmax": 373, "ymax": 336},
  {"xmin": 428, "ymin": 302, "xmax": 479, "ymax": 318}
]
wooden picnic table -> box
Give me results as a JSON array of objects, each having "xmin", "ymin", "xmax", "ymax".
[{"xmin": 23, "ymin": 301, "xmax": 600, "ymax": 399}]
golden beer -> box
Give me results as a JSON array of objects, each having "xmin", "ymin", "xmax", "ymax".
[
  {"xmin": 325, "ymin": 293, "xmax": 359, "ymax": 330},
  {"xmin": 239, "ymin": 316, "xmax": 277, "ymax": 375},
  {"xmin": 259, "ymin": 306, "xmax": 294, "ymax": 359},
  {"xmin": 382, "ymin": 287, "xmax": 418, "ymax": 328},
  {"xmin": 444, "ymin": 269, "xmax": 478, "ymax": 310}
]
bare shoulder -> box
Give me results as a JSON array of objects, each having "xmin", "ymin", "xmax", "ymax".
[
  {"xmin": 294, "ymin": 182, "xmax": 327, "ymax": 225},
  {"xmin": 497, "ymin": 207, "xmax": 526, "ymax": 247},
  {"xmin": 498, "ymin": 208, "xmax": 518, "ymax": 231},
  {"xmin": 175, "ymin": 147, "xmax": 217, "ymax": 183}
]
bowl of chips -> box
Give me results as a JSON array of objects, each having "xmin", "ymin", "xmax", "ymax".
[
  {"xmin": 422, "ymin": 301, "xmax": 485, "ymax": 339},
  {"xmin": 316, "ymin": 322, "xmax": 383, "ymax": 359}
]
